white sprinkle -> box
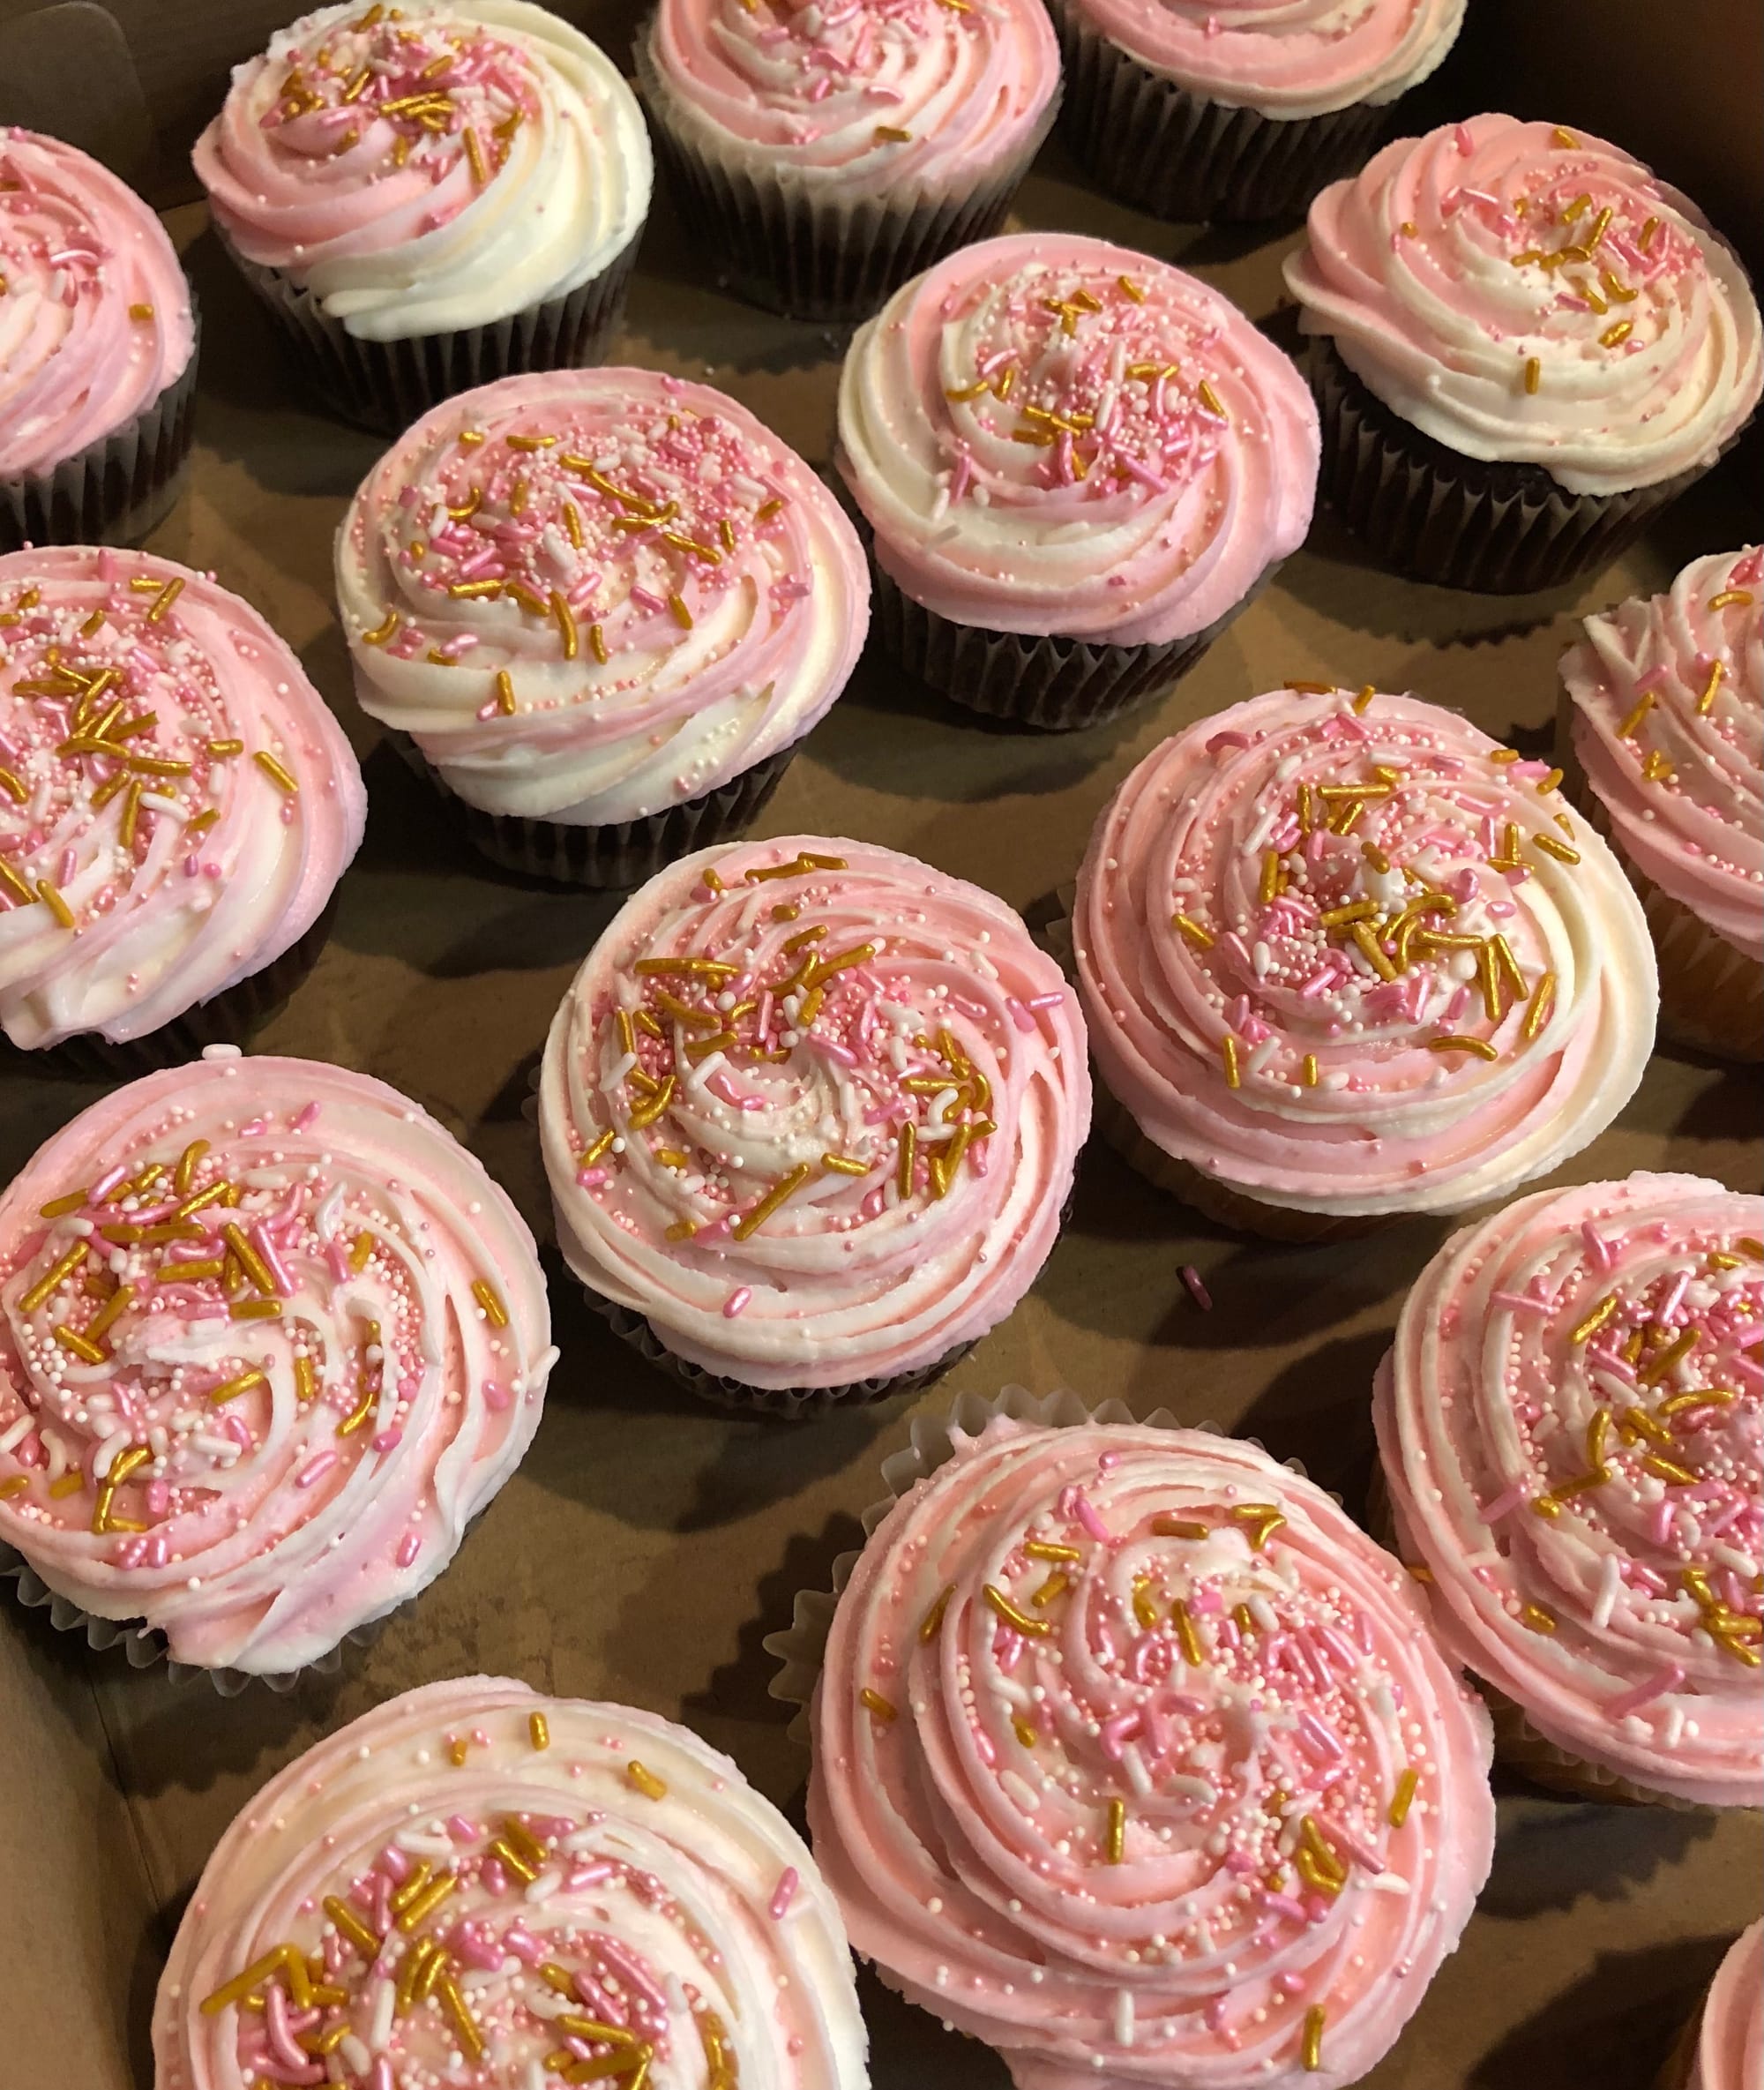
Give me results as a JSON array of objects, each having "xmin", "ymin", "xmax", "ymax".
[
  {"xmin": 1591, "ymin": 1553, "xmax": 1623, "ymax": 1631},
  {"xmin": 1114, "ymin": 1989, "xmax": 1135, "ymax": 2048}
]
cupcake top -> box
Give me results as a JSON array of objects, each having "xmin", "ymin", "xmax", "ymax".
[
  {"xmin": 0, "ymin": 127, "xmax": 195, "ymax": 481},
  {"xmin": 1073, "ymin": 684, "xmax": 1657, "ymax": 1219},
  {"xmin": 1283, "ymin": 113, "xmax": 1764, "ymax": 496},
  {"xmin": 153, "ymin": 1675, "xmax": 869, "ymax": 2090},
  {"xmin": 1693, "ymin": 1921, "xmax": 1764, "ymax": 2090},
  {"xmin": 838, "ymin": 232, "xmax": 1319, "ymax": 644},
  {"xmin": 192, "ymin": 0, "xmax": 650, "ymax": 342},
  {"xmin": 1373, "ymin": 1172, "xmax": 1763, "ymax": 1811},
  {"xmin": 1063, "ymin": 0, "xmax": 1464, "ymax": 122},
  {"xmin": 0, "ymin": 547, "xmax": 365, "ymax": 1051},
  {"xmin": 0, "ymin": 1054, "xmax": 553, "ymax": 1676},
  {"xmin": 640, "ymin": 0, "xmax": 1059, "ymax": 199},
  {"xmin": 809, "ymin": 1416, "xmax": 1496, "ymax": 2089},
  {"xmin": 540, "ymin": 835, "xmax": 1089, "ymax": 1391},
  {"xmin": 338, "ymin": 369, "xmax": 868, "ymax": 825},
  {"xmin": 1561, "ymin": 546, "xmax": 1762, "ymax": 963}
]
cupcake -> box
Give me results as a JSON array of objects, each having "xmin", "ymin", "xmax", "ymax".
[
  {"xmin": 804, "ymin": 1408, "xmax": 1496, "ymax": 2086},
  {"xmin": 339, "ymin": 368, "xmax": 869, "ymax": 886},
  {"xmin": 1071, "ymin": 684, "xmax": 1658, "ymax": 1239},
  {"xmin": 1558, "ymin": 548, "xmax": 1762, "ymax": 1062},
  {"xmin": 0, "ymin": 1052, "xmax": 553, "ymax": 1682},
  {"xmin": 1284, "ymin": 114, "xmax": 1764, "ymax": 594},
  {"xmin": 153, "ymin": 1676, "xmax": 869, "ymax": 2086},
  {"xmin": 539, "ymin": 835, "xmax": 1089, "ymax": 1414},
  {"xmin": 837, "ymin": 232, "xmax": 1319, "ymax": 730},
  {"xmin": 636, "ymin": 0, "xmax": 1060, "ymax": 325},
  {"xmin": 192, "ymin": 0, "xmax": 652, "ymax": 435},
  {"xmin": 0, "ymin": 128, "xmax": 198, "ymax": 551},
  {"xmin": 1051, "ymin": 0, "xmax": 1464, "ymax": 226},
  {"xmin": 1663, "ymin": 1922, "xmax": 1763, "ymax": 2090},
  {"xmin": 0, "ymin": 547, "xmax": 364, "ymax": 1072},
  {"xmin": 1372, "ymin": 1172, "xmax": 1762, "ymax": 1810}
]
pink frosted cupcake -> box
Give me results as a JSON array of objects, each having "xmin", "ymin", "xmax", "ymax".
[
  {"xmin": 193, "ymin": 1, "xmax": 651, "ymax": 433},
  {"xmin": 0, "ymin": 129, "xmax": 198, "ymax": 551},
  {"xmin": 0, "ymin": 1054, "xmax": 554, "ymax": 1684},
  {"xmin": 1663, "ymin": 1922, "xmax": 1763, "ymax": 2090},
  {"xmin": 339, "ymin": 368, "xmax": 869, "ymax": 886},
  {"xmin": 1052, "ymin": 0, "xmax": 1464, "ymax": 225},
  {"xmin": 637, "ymin": 0, "xmax": 1060, "ymax": 323},
  {"xmin": 837, "ymin": 232, "xmax": 1318, "ymax": 729},
  {"xmin": 0, "ymin": 547, "xmax": 364, "ymax": 1073},
  {"xmin": 539, "ymin": 835, "xmax": 1089, "ymax": 1414},
  {"xmin": 1072, "ymin": 684, "xmax": 1658, "ymax": 1239},
  {"xmin": 1373, "ymin": 1172, "xmax": 1763, "ymax": 1810},
  {"xmin": 1559, "ymin": 548, "xmax": 1761, "ymax": 1062}
]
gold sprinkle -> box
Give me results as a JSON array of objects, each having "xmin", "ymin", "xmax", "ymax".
[
  {"xmin": 731, "ymin": 1162, "xmax": 812, "ymax": 1241},
  {"xmin": 1521, "ymin": 1602, "xmax": 1558, "ymax": 1634},
  {"xmin": 1221, "ymin": 1034, "xmax": 1241, "ymax": 1090},
  {"xmin": 1302, "ymin": 2005, "xmax": 1327, "ymax": 2072},
  {"xmin": 1387, "ymin": 1768, "xmax": 1420, "ymax": 1827},
  {"xmin": 550, "ymin": 588, "xmax": 579, "ymax": 661},
  {"xmin": 1551, "ymin": 126, "xmax": 1580, "ymax": 148},
  {"xmin": 1172, "ymin": 912, "xmax": 1214, "ymax": 948},
  {"xmin": 919, "ymin": 1585, "xmax": 953, "ymax": 1641},
  {"xmin": 1117, "ymin": 274, "xmax": 1146, "ymax": 302},
  {"xmin": 667, "ymin": 593, "xmax": 693, "ymax": 630},
  {"xmin": 1600, "ymin": 319, "xmax": 1633, "ymax": 348},
  {"xmin": 144, "ymin": 576, "xmax": 183, "ymax": 624},
  {"xmin": 38, "ymin": 1191, "xmax": 88, "ymax": 1219},
  {"xmin": 626, "ymin": 1761, "xmax": 667, "ymax": 1802},
  {"xmin": 1428, "ymin": 1034, "xmax": 1499, "ymax": 1061},
  {"xmin": 1104, "ymin": 1796, "xmax": 1126, "ymax": 1864},
  {"xmin": 1196, "ymin": 379, "xmax": 1227, "ymax": 419},
  {"xmin": 982, "ymin": 1583, "xmax": 1050, "ymax": 1637},
  {"xmin": 820, "ymin": 1152, "xmax": 870, "ymax": 1176},
  {"xmin": 1708, "ymin": 588, "xmax": 1753, "ymax": 612},
  {"xmin": 253, "ymin": 751, "xmax": 298, "ymax": 796},
  {"xmin": 54, "ymin": 1323, "xmax": 106, "ymax": 1364},
  {"xmin": 1170, "ymin": 1598, "xmax": 1204, "ymax": 1667},
  {"xmin": 873, "ymin": 124, "xmax": 911, "ymax": 143},
  {"xmin": 463, "ymin": 124, "xmax": 489, "ymax": 185},
  {"xmin": 1639, "ymin": 1326, "xmax": 1697, "ymax": 1387},
  {"xmin": 1698, "ymin": 660, "xmax": 1726, "ymax": 715},
  {"xmin": 36, "ymin": 879, "xmax": 75, "ymax": 929},
  {"xmin": 859, "ymin": 1687, "xmax": 897, "ymax": 1722},
  {"xmin": 896, "ymin": 1120, "xmax": 917, "ymax": 1201},
  {"xmin": 1642, "ymin": 1454, "xmax": 1698, "ymax": 1486},
  {"xmin": 472, "ymin": 1278, "xmax": 509, "ymax": 1328}
]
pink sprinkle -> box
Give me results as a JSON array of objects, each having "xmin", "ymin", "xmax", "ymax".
[
  {"xmin": 723, "ymin": 1287, "xmax": 751, "ymax": 1319},
  {"xmin": 502, "ymin": 1923, "xmax": 544, "ymax": 1965},
  {"xmin": 1100, "ymin": 1711, "xmax": 1142, "ymax": 1760},
  {"xmin": 1257, "ymin": 1889, "xmax": 1307, "ymax": 1924},
  {"xmin": 1479, "ymin": 1481, "xmax": 1530, "ymax": 1523},
  {"xmin": 1605, "ymin": 1664, "xmax": 1685, "ymax": 1719},
  {"xmin": 295, "ymin": 1452, "xmax": 338, "ymax": 1490},
  {"xmin": 1492, "ymin": 1289, "xmax": 1555, "ymax": 1316},
  {"xmin": 370, "ymin": 1428, "xmax": 402, "ymax": 1454},
  {"xmin": 1179, "ymin": 1264, "xmax": 1213, "ymax": 1310},
  {"xmin": 90, "ymin": 1165, "xmax": 127, "ymax": 1202},
  {"xmin": 395, "ymin": 1531, "xmax": 422, "ymax": 1568},
  {"xmin": 1455, "ymin": 122, "xmax": 1476, "ymax": 154},
  {"xmin": 1005, "ymin": 997, "xmax": 1036, "ymax": 1033},
  {"xmin": 482, "ymin": 1380, "xmax": 512, "ymax": 1413},
  {"xmin": 1065, "ymin": 1488, "xmax": 1110, "ymax": 1544},
  {"xmin": 577, "ymin": 1167, "xmax": 609, "ymax": 1190},
  {"xmin": 769, "ymin": 1868, "xmax": 799, "ymax": 1920},
  {"xmin": 446, "ymin": 1816, "xmax": 478, "ymax": 1842},
  {"xmin": 292, "ymin": 1101, "xmax": 320, "ymax": 1130},
  {"xmin": 1657, "ymin": 1270, "xmax": 1691, "ymax": 1324}
]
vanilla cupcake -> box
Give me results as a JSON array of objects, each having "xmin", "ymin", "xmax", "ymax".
[
  {"xmin": 193, "ymin": 0, "xmax": 651, "ymax": 433},
  {"xmin": 0, "ymin": 128, "xmax": 198, "ymax": 550},
  {"xmin": 1663, "ymin": 1922, "xmax": 1763, "ymax": 2090},
  {"xmin": 153, "ymin": 1676, "xmax": 869, "ymax": 2087},
  {"xmin": 340, "ymin": 368, "xmax": 869, "ymax": 885},
  {"xmin": 1559, "ymin": 549, "xmax": 1761, "ymax": 1061},
  {"xmin": 1072, "ymin": 685, "xmax": 1657, "ymax": 1238},
  {"xmin": 637, "ymin": 0, "xmax": 1060, "ymax": 323},
  {"xmin": 838, "ymin": 232, "xmax": 1318, "ymax": 729},
  {"xmin": 540, "ymin": 835, "xmax": 1089, "ymax": 1413},
  {"xmin": 0, "ymin": 547, "xmax": 363, "ymax": 1072},
  {"xmin": 0, "ymin": 1054, "xmax": 553, "ymax": 1682}
]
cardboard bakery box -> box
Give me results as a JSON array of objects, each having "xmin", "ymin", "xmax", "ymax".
[{"xmin": 0, "ymin": 4, "xmax": 1759, "ymax": 2086}]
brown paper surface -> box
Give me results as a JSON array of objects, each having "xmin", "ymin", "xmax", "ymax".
[{"xmin": 1, "ymin": 19, "xmax": 1760, "ymax": 2089}]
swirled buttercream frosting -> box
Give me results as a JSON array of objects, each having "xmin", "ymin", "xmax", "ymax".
[
  {"xmin": 541, "ymin": 835, "xmax": 1089, "ymax": 1390},
  {"xmin": 809, "ymin": 1417, "xmax": 1496, "ymax": 2089},
  {"xmin": 0, "ymin": 1055, "xmax": 552, "ymax": 1675},
  {"xmin": 837, "ymin": 233, "xmax": 1319, "ymax": 644},
  {"xmin": 1283, "ymin": 113, "xmax": 1764, "ymax": 496},
  {"xmin": 1561, "ymin": 546, "xmax": 1763, "ymax": 963},
  {"xmin": 192, "ymin": 0, "xmax": 651, "ymax": 342},
  {"xmin": 339, "ymin": 370, "xmax": 869, "ymax": 825},
  {"xmin": 1691, "ymin": 1921, "xmax": 1764, "ymax": 2090},
  {"xmin": 1373, "ymin": 1173, "xmax": 1763, "ymax": 1810},
  {"xmin": 0, "ymin": 547, "xmax": 365, "ymax": 1051},
  {"xmin": 1073, "ymin": 685, "xmax": 1657, "ymax": 1220},
  {"xmin": 153, "ymin": 1675, "xmax": 869, "ymax": 2089}
]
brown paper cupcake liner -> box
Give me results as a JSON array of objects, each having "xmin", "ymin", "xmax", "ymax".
[
  {"xmin": 222, "ymin": 228, "xmax": 642, "ymax": 438},
  {"xmin": 1656, "ymin": 2000, "xmax": 1703, "ymax": 2090},
  {"xmin": 1050, "ymin": 0, "xmax": 1394, "ymax": 224},
  {"xmin": 0, "ymin": 284, "xmax": 201, "ymax": 553}
]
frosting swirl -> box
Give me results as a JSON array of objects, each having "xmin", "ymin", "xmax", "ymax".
[
  {"xmin": 809, "ymin": 1417, "xmax": 1496, "ymax": 2090},
  {"xmin": 153, "ymin": 1675, "xmax": 868, "ymax": 2090},
  {"xmin": 1562, "ymin": 546, "xmax": 1763, "ymax": 963},
  {"xmin": 1372, "ymin": 1173, "xmax": 1763, "ymax": 1811},
  {"xmin": 1073, "ymin": 685, "xmax": 1657, "ymax": 1219},
  {"xmin": 541, "ymin": 835, "xmax": 1089, "ymax": 1390},
  {"xmin": 640, "ymin": 0, "xmax": 1058, "ymax": 195},
  {"xmin": 0, "ymin": 1054, "xmax": 553, "ymax": 1676},
  {"xmin": 192, "ymin": 0, "xmax": 650, "ymax": 342},
  {"xmin": 0, "ymin": 547, "xmax": 365, "ymax": 1051},
  {"xmin": 1283, "ymin": 113, "xmax": 1764, "ymax": 495},
  {"xmin": 837, "ymin": 232, "xmax": 1318, "ymax": 644},
  {"xmin": 339, "ymin": 370, "xmax": 869, "ymax": 825},
  {"xmin": 0, "ymin": 127, "xmax": 195, "ymax": 480},
  {"xmin": 1693, "ymin": 1921, "xmax": 1764, "ymax": 2090},
  {"xmin": 1061, "ymin": 0, "xmax": 1464, "ymax": 122}
]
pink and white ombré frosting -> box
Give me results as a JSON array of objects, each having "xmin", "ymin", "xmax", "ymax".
[
  {"xmin": 0, "ymin": 1055, "xmax": 553, "ymax": 1675},
  {"xmin": 809, "ymin": 1417, "xmax": 1496, "ymax": 2090},
  {"xmin": 641, "ymin": 0, "xmax": 1059, "ymax": 198},
  {"xmin": 1562, "ymin": 546, "xmax": 1763, "ymax": 963},
  {"xmin": 193, "ymin": 0, "xmax": 649, "ymax": 342},
  {"xmin": 1690, "ymin": 1921, "xmax": 1764, "ymax": 2090},
  {"xmin": 838, "ymin": 233, "xmax": 1318, "ymax": 644},
  {"xmin": 153, "ymin": 1676, "xmax": 868, "ymax": 2090},
  {"xmin": 1372, "ymin": 1173, "xmax": 1763, "ymax": 1811},
  {"xmin": 1283, "ymin": 114, "xmax": 1764, "ymax": 496},
  {"xmin": 541, "ymin": 835, "xmax": 1089, "ymax": 1390},
  {"xmin": 1062, "ymin": 0, "xmax": 1463, "ymax": 122},
  {"xmin": 339, "ymin": 370, "xmax": 869, "ymax": 826},
  {"xmin": 0, "ymin": 547, "xmax": 364, "ymax": 1051},
  {"xmin": 1073, "ymin": 685, "xmax": 1656, "ymax": 1220},
  {"xmin": 0, "ymin": 128, "xmax": 194, "ymax": 482}
]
